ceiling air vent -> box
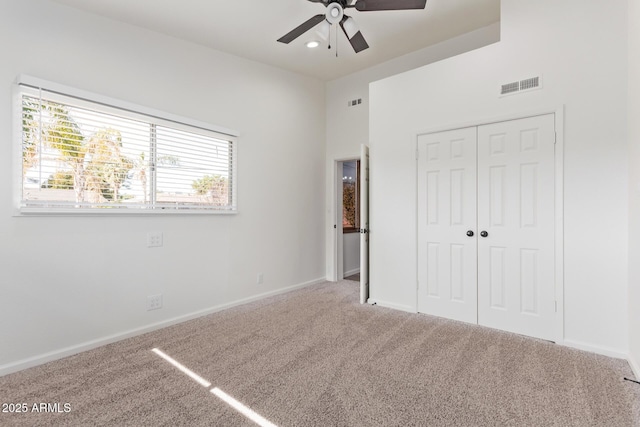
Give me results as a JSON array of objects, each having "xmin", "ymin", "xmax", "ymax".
[{"xmin": 500, "ymin": 75, "xmax": 542, "ymax": 97}]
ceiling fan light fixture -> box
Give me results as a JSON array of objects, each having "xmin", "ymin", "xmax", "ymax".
[
  {"xmin": 306, "ymin": 40, "xmax": 320, "ymax": 48},
  {"xmin": 342, "ymin": 16, "xmax": 359, "ymax": 39},
  {"xmin": 315, "ymin": 20, "xmax": 331, "ymax": 41}
]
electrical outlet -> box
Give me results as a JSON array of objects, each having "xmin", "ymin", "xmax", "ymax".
[
  {"xmin": 257, "ymin": 273, "xmax": 264, "ymax": 285},
  {"xmin": 147, "ymin": 294, "xmax": 163, "ymax": 311},
  {"xmin": 147, "ymin": 231, "xmax": 163, "ymax": 248}
]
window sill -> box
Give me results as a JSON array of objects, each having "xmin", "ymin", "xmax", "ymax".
[{"xmin": 15, "ymin": 207, "xmax": 238, "ymax": 216}]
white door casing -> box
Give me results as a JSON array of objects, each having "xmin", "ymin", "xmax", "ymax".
[
  {"xmin": 360, "ymin": 144, "xmax": 370, "ymax": 304},
  {"xmin": 417, "ymin": 127, "xmax": 478, "ymax": 324},
  {"xmin": 477, "ymin": 114, "xmax": 556, "ymax": 341}
]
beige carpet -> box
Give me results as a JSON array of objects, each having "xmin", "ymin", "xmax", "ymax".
[
  {"xmin": 344, "ymin": 273, "xmax": 360, "ymax": 282},
  {"xmin": 1, "ymin": 280, "xmax": 639, "ymax": 426}
]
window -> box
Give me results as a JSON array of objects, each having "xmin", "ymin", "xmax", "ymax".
[
  {"xmin": 342, "ymin": 160, "xmax": 360, "ymax": 233},
  {"xmin": 15, "ymin": 76, "xmax": 237, "ymax": 214}
]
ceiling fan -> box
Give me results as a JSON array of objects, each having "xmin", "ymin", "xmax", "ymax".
[{"xmin": 277, "ymin": 0, "xmax": 427, "ymax": 53}]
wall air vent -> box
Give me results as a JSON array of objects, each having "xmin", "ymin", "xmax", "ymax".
[
  {"xmin": 500, "ymin": 75, "xmax": 542, "ymax": 97},
  {"xmin": 347, "ymin": 98, "xmax": 362, "ymax": 107},
  {"xmin": 501, "ymin": 81, "xmax": 520, "ymax": 95},
  {"xmin": 520, "ymin": 76, "xmax": 540, "ymax": 90}
]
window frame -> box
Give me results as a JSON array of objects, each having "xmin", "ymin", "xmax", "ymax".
[{"xmin": 13, "ymin": 75, "xmax": 239, "ymax": 216}]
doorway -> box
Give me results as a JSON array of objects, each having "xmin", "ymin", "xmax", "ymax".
[
  {"xmin": 333, "ymin": 145, "xmax": 370, "ymax": 304},
  {"xmin": 337, "ymin": 159, "xmax": 361, "ymax": 281}
]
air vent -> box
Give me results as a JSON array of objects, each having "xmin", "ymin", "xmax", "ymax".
[
  {"xmin": 500, "ymin": 75, "xmax": 542, "ymax": 96},
  {"xmin": 501, "ymin": 82, "xmax": 520, "ymax": 95},
  {"xmin": 347, "ymin": 98, "xmax": 362, "ymax": 107},
  {"xmin": 520, "ymin": 76, "xmax": 540, "ymax": 90}
]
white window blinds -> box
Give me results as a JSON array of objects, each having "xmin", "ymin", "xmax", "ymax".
[{"xmin": 16, "ymin": 77, "xmax": 237, "ymax": 214}]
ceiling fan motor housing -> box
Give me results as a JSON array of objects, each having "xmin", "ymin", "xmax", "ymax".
[{"xmin": 325, "ymin": 2, "xmax": 344, "ymax": 24}]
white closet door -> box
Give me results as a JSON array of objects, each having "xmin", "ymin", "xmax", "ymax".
[
  {"xmin": 477, "ymin": 114, "xmax": 556, "ymax": 341},
  {"xmin": 417, "ymin": 127, "xmax": 478, "ymax": 324}
]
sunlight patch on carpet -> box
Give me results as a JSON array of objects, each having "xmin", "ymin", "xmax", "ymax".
[
  {"xmin": 211, "ymin": 387, "xmax": 279, "ymax": 427},
  {"xmin": 152, "ymin": 348, "xmax": 279, "ymax": 426},
  {"xmin": 151, "ymin": 348, "xmax": 211, "ymax": 388}
]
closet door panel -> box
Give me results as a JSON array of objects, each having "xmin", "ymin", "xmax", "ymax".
[
  {"xmin": 417, "ymin": 127, "xmax": 477, "ymax": 324},
  {"xmin": 477, "ymin": 114, "xmax": 556, "ymax": 341}
]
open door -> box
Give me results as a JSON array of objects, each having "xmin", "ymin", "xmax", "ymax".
[
  {"xmin": 360, "ymin": 144, "xmax": 370, "ymax": 304},
  {"xmin": 335, "ymin": 162, "xmax": 344, "ymax": 282}
]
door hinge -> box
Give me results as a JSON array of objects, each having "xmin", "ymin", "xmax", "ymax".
[
  {"xmin": 555, "ymin": 301, "xmax": 558, "ymax": 312},
  {"xmin": 554, "ymin": 132, "xmax": 557, "ymax": 144}
]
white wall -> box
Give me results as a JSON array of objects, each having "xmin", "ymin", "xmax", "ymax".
[
  {"xmin": 0, "ymin": 0, "xmax": 326, "ymax": 374},
  {"xmin": 628, "ymin": 0, "xmax": 640, "ymax": 376},
  {"xmin": 325, "ymin": 23, "xmax": 500, "ymax": 280},
  {"xmin": 343, "ymin": 233, "xmax": 360, "ymax": 276},
  {"xmin": 370, "ymin": 0, "xmax": 629, "ymax": 356}
]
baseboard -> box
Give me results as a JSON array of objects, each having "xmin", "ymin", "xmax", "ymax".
[
  {"xmin": 344, "ymin": 268, "xmax": 360, "ymax": 277},
  {"xmin": 629, "ymin": 353, "xmax": 640, "ymax": 380},
  {"xmin": 368, "ymin": 298, "xmax": 416, "ymax": 313},
  {"xmin": 0, "ymin": 277, "xmax": 326, "ymax": 377},
  {"xmin": 562, "ymin": 339, "xmax": 628, "ymax": 360}
]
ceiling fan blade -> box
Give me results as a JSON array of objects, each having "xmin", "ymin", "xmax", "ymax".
[
  {"xmin": 346, "ymin": 30, "xmax": 370, "ymax": 53},
  {"xmin": 340, "ymin": 17, "xmax": 369, "ymax": 53},
  {"xmin": 277, "ymin": 14, "xmax": 326, "ymax": 44},
  {"xmin": 354, "ymin": 0, "xmax": 427, "ymax": 12}
]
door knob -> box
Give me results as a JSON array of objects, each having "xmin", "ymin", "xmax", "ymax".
[
  {"xmin": 480, "ymin": 231, "xmax": 488, "ymax": 238},
  {"xmin": 466, "ymin": 230, "xmax": 474, "ymax": 237}
]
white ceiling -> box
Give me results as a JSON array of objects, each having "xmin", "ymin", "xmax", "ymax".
[{"xmin": 49, "ymin": 0, "xmax": 500, "ymax": 81}]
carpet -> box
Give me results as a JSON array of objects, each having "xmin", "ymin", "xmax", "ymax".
[{"xmin": 1, "ymin": 280, "xmax": 639, "ymax": 426}]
